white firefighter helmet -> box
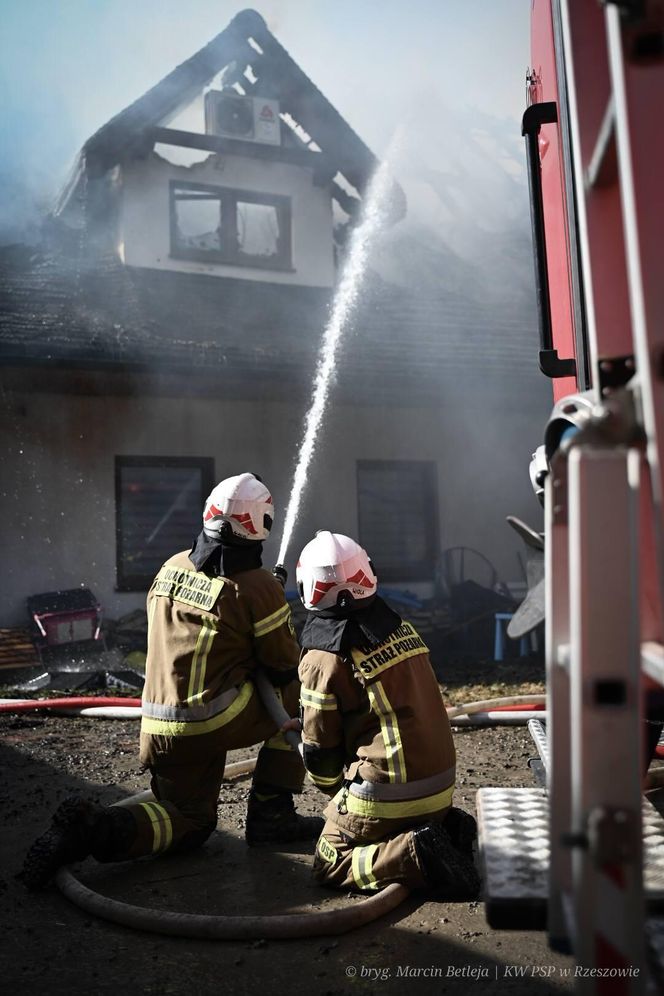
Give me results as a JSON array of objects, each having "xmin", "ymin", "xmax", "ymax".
[
  {"xmin": 528, "ymin": 391, "xmax": 595, "ymax": 505},
  {"xmin": 296, "ymin": 531, "xmax": 377, "ymax": 612},
  {"xmin": 529, "ymin": 445, "xmax": 548, "ymax": 505},
  {"xmin": 203, "ymin": 473, "xmax": 273, "ymax": 542},
  {"xmin": 544, "ymin": 390, "xmax": 595, "ymax": 462}
]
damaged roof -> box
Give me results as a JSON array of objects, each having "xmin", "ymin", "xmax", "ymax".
[
  {"xmin": 0, "ymin": 242, "xmax": 544, "ymax": 406},
  {"xmin": 0, "ymin": 11, "xmax": 542, "ymax": 406},
  {"xmin": 0, "ymin": 242, "xmax": 327, "ymax": 389},
  {"xmin": 57, "ymin": 8, "xmax": 405, "ymax": 223}
]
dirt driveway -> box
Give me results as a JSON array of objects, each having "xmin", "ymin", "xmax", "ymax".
[{"xmin": 0, "ymin": 658, "xmax": 587, "ymax": 996}]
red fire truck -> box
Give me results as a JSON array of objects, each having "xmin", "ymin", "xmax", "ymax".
[{"xmin": 477, "ymin": 2, "xmax": 664, "ymax": 990}]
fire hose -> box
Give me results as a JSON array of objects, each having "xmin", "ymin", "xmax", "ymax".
[
  {"xmin": 0, "ymin": 696, "xmax": 143, "ymax": 712},
  {"xmin": 43, "ymin": 675, "xmax": 409, "ymax": 938},
  {"xmin": 54, "ymin": 870, "xmax": 408, "ymax": 940},
  {"xmin": 0, "ymin": 693, "xmax": 546, "ymax": 723},
  {"xmin": 4, "ymin": 686, "xmax": 550, "ymax": 936}
]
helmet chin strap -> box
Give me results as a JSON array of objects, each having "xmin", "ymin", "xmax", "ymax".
[
  {"xmin": 336, "ymin": 592, "xmax": 362, "ymax": 613},
  {"xmin": 316, "ymin": 592, "xmax": 378, "ymax": 618},
  {"xmin": 218, "ymin": 521, "xmax": 261, "ymax": 547},
  {"xmin": 219, "ymin": 521, "xmax": 234, "ymax": 543}
]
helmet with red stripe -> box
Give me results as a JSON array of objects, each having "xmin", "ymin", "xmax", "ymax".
[
  {"xmin": 296, "ymin": 531, "xmax": 377, "ymax": 612},
  {"xmin": 203, "ymin": 473, "xmax": 273, "ymax": 543}
]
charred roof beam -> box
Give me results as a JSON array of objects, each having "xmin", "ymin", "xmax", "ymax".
[
  {"xmin": 58, "ymin": 8, "xmax": 406, "ymax": 226},
  {"xmin": 147, "ymin": 126, "xmax": 318, "ymax": 168}
]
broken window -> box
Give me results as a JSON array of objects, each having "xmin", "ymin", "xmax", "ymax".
[
  {"xmin": 172, "ymin": 187, "xmax": 224, "ymax": 252},
  {"xmin": 170, "ymin": 181, "xmax": 292, "ymax": 270},
  {"xmin": 115, "ymin": 456, "xmax": 215, "ymax": 591},
  {"xmin": 356, "ymin": 460, "xmax": 439, "ymax": 582},
  {"xmin": 236, "ymin": 200, "xmax": 280, "ymax": 258}
]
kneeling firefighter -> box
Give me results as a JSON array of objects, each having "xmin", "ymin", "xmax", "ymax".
[
  {"xmin": 22, "ymin": 473, "xmax": 322, "ymax": 889},
  {"xmin": 294, "ymin": 531, "xmax": 479, "ymax": 897}
]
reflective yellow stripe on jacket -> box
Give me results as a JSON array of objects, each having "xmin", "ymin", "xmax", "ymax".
[
  {"xmin": 334, "ymin": 784, "xmax": 455, "ymax": 821},
  {"xmin": 308, "ymin": 770, "xmax": 342, "ymax": 788},
  {"xmin": 186, "ymin": 619, "xmax": 217, "ymax": 705},
  {"xmin": 300, "ymin": 687, "xmax": 338, "ymax": 711},
  {"xmin": 140, "ymin": 679, "xmax": 254, "ymax": 737},
  {"xmin": 253, "ymin": 603, "xmax": 291, "ymax": 638},
  {"xmin": 366, "ymin": 680, "xmax": 407, "ymax": 783}
]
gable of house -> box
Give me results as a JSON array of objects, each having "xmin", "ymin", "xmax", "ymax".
[{"xmin": 49, "ymin": 8, "xmax": 405, "ymax": 295}]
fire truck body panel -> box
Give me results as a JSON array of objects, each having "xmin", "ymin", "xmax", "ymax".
[
  {"xmin": 530, "ymin": 0, "xmax": 664, "ymax": 640},
  {"xmin": 530, "ymin": 0, "xmax": 579, "ymax": 402},
  {"xmin": 479, "ymin": 2, "xmax": 664, "ymax": 984}
]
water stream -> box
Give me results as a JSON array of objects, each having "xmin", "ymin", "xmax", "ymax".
[{"xmin": 276, "ymin": 151, "xmax": 398, "ymax": 567}]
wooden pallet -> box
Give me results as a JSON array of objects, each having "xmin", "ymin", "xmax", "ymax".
[{"xmin": 0, "ymin": 628, "xmax": 39, "ymax": 670}]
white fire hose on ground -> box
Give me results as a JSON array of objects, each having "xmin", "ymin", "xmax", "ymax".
[
  {"xmin": 446, "ymin": 694, "xmax": 546, "ymax": 727},
  {"xmin": 53, "ymin": 671, "xmax": 410, "ymax": 939},
  {"xmin": 9, "ymin": 683, "xmax": 546, "ymax": 937},
  {"xmin": 54, "ymin": 868, "xmax": 409, "ymax": 940},
  {"xmin": 1, "ymin": 693, "xmax": 546, "ymax": 724}
]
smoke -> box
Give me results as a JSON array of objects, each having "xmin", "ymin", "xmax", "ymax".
[
  {"xmin": 0, "ymin": 0, "xmax": 550, "ymax": 617},
  {"xmin": 0, "ymin": 1, "xmax": 529, "ymax": 244}
]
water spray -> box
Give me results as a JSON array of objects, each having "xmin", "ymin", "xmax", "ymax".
[{"xmin": 275, "ymin": 145, "xmax": 400, "ymax": 571}]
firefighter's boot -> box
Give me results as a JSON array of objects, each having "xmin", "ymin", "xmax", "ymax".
[
  {"xmin": 444, "ymin": 806, "xmax": 477, "ymax": 858},
  {"xmin": 413, "ymin": 819, "xmax": 481, "ymax": 900},
  {"xmin": 20, "ymin": 796, "xmax": 136, "ymax": 890},
  {"xmin": 20, "ymin": 797, "xmax": 103, "ymax": 890},
  {"xmin": 245, "ymin": 791, "xmax": 324, "ymax": 846}
]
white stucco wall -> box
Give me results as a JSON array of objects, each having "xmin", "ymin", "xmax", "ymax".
[
  {"xmin": 119, "ymin": 152, "xmax": 335, "ymax": 287},
  {"xmin": 0, "ymin": 388, "xmax": 545, "ymax": 628}
]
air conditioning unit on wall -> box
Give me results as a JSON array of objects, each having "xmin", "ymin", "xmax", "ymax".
[{"xmin": 204, "ymin": 92, "xmax": 282, "ymax": 146}]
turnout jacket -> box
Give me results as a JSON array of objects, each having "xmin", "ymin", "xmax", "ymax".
[
  {"xmin": 299, "ymin": 619, "xmax": 456, "ymax": 837},
  {"xmin": 141, "ymin": 550, "xmax": 299, "ymax": 739}
]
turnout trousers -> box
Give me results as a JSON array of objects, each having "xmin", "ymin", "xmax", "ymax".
[
  {"xmin": 97, "ymin": 679, "xmax": 303, "ymax": 862},
  {"xmin": 311, "ymin": 770, "xmax": 454, "ymax": 893},
  {"xmin": 312, "ymin": 817, "xmax": 428, "ymax": 891}
]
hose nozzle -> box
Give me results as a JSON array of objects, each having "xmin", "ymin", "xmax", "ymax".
[{"xmin": 272, "ymin": 564, "xmax": 287, "ymax": 588}]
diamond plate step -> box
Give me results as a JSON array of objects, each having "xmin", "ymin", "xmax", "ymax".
[
  {"xmin": 477, "ymin": 786, "xmax": 664, "ymax": 930},
  {"xmin": 527, "ymin": 718, "xmax": 549, "ymax": 767}
]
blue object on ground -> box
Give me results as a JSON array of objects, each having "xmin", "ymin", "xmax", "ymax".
[{"xmin": 494, "ymin": 612, "xmax": 531, "ymax": 661}]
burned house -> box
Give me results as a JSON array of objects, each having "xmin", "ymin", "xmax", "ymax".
[{"xmin": 0, "ymin": 8, "xmax": 547, "ymax": 634}]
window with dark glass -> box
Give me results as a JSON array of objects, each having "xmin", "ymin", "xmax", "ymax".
[
  {"xmin": 115, "ymin": 456, "xmax": 214, "ymax": 591},
  {"xmin": 357, "ymin": 460, "xmax": 439, "ymax": 582},
  {"xmin": 169, "ymin": 181, "xmax": 292, "ymax": 270}
]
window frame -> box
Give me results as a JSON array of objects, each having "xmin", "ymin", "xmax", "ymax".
[
  {"xmin": 169, "ymin": 180, "xmax": 294, "ymax": 271},
  {"xmin": 356, "ymin": 459, "xmax": 439, "ymax": 583},
  {"xmin": 115, "ymin": 455, "xmax": 215, "ymax": 592}
]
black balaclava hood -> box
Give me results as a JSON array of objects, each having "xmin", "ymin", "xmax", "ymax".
[
  {"xmin": 189, "ymin": 529, "xmax": 263, "ymax": 577},
  {"xmin": 300, "ymin": 595, "xmax": 402, "ymax": 655}
]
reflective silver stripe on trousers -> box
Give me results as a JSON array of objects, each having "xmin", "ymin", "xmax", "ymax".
[
  {"xmin": 349, "ymin": 766, "xmax": 456, "ymax": 802},
  {"xmin": 141, "ymin": 685, "xmax": 240, "ymax": 722}
]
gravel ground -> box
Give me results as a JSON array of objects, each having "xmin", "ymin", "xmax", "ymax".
[{"xmin": 0, "ymin": 655, "xmax": 595, "ymax": 996}]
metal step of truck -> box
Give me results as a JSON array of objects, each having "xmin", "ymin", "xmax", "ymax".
[
  {"xmin": 476, "ymin": 787, "xmax": 664, "ymax": 930},
  {"xmin": 477, "ymin": 717, "xmax": 664, "ymax": 929}
]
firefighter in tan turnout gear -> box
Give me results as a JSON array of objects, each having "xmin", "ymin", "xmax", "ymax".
[
  {"xmin": 22, "ymin": 473, "xmax": 322, "ymax": 888},
  {"xmin": 293, "ymin": 531, "xmax": 479, "ymax": 896}
]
